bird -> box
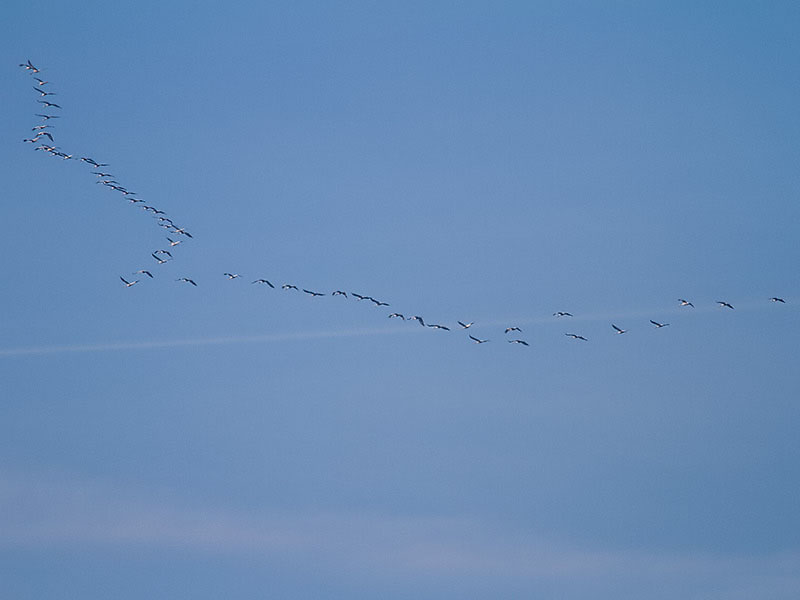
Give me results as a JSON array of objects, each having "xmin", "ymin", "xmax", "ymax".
[
  {"xmin": 119, "ymin": 276, "xmax": 138, "ymax": 287},
  {"xmin": 171, "ymin": 227, "xmax": 193, "ymax": 238},
  {"xmin": 427, "ymin": 324, "xmax": 450, "ymax": 331},
  {"xmin": 303, "ymin": 289, "xmax": 325, "ymax": 297},
  {"xmin": 134, "ymin": 270, "xmax": 154, "ymax": 278},
  {"xmin": 650, "ymin": 320, "xmax": 670, "ymax": 328},
  {"xmin": 31, "ymin": 124, "xmax": 54, "ymax": 130},
  {"xmin": 553, "ymin": 311, "xmax": 573, "ymax": 317},
  {"xmin": 352, "ymin": 293, "xmax": 368, "ymax": 300},
  {"xmin": 469, "ymin": 335, "xmax": 490, "ymax": 344},
  {"xmin": 409, "ymin": 316, "xmax": 426, "ymax": 326},
  {"xmin": 505, "ymin": 326, "xmax": 522, "ymax": 333},
  {"xmin": 770, "ymin": 297, "xmax": 786, "ymax": 303},
  {"xmin": 36, "ymin": 100, "xmax": 61, "ymax": 108},
  {"xmin": 457, "ymin": 321, "xmax": 473, "ymax": 329},
  {"xmin": 36, "ymin": 114, "xmax": 60, "ymax": 120},
  {"xmin": 717, "ymin": 301, "xmax": 734, "ymax": 310},
  {"xmin": 612, "ymin": 324, "xmax": 627, "ymax": 334},
  {"xmin": 282, "ymin": 284, "xmax": 299, "ymax": 290},
  {"xmin": 32, "ymin": 87, "xmax": 55, "ymax": 96},
  {"xmin": 678, "ymin": 299, "xmax": 694, "ymax": 308},
  {"xmin": 20, "ymin": 60, "xmax": 40, "ymax": 73},
  {"xmin": 151, "ymin": 253, "xmax": 170, "ymax": 264},
  {"xmin": 33, "ymin": 77, "xmax": 49, "ymax": 85},
  {"xmin": 388, "ymin": 313, "xmax": 405, "ymax": 319},
  {"xmin": 566, "ymin": 333, "xmax": 588, "ymax": 341},
  {"xmin": 92, "ymin": 171, "xmax": 114, "ymax": 177},
  {"xmin": 223, "ymin": 273, "xmax": 241, "ymax": 280},
  {"xmin": 252, "ymin": 279, "xmax": 275, "ymax": 288},
  {"xmin": 176, "ymin": 278, "xmax": 197, "ymax": 286},
  {"xmin": 331, "ymin": 290, "xmax": 347, "ymax": 297},
  {"xmin": 508, "ymin": 339, "xmax": 529, "ymax": 346},
  {"xmin": 370, "ymin": 298, "xmax": 390, "ymax": 307},
  {"xmin": 154, "ymin": 250, "xmax": 172, "ymax": 257}
]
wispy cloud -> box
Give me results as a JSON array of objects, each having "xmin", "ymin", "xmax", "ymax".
[{"xmin": 1, "ymin": 470, "xmax": 799, "ymax": 597}]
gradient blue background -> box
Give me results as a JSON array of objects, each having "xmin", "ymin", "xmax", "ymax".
[{"xmin": 2, "ymin": 1, "xmax": 799, "ymax": 598}]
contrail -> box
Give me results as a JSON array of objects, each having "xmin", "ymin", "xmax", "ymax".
[{"xmin": 0, "ymin": 326, "xmax": 423, "ymax": 358}]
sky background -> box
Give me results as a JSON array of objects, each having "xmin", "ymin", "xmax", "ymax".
[{"xmin": 2, "ymin": 1, "xmax": 800, "ymax": 598}]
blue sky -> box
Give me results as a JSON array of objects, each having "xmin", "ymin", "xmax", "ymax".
[{"xmin": 2, "ymin": 1, "xmax": 799, "ymax": 598}]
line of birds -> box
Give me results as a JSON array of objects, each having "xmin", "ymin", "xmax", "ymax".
[{"xmin": 18, "ymin": 61, "xmax": 791, "ymax": 348}]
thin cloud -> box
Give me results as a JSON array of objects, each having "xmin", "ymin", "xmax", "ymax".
[{"xmin": 1, "ymin": 470, "xmax": 799, "ymax": 594}]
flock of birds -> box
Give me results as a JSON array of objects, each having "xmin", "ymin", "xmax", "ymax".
[{"xmin": 18, "ymin": 60, "xmax": 790, "ymax": 348}]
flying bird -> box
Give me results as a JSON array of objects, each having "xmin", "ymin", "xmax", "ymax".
[
  {"xmin": 252, "ymin": 279, "xmax": 275, "ymax": 288},
  {"xmin": 119, "ymin": 276, "xmax": 138, "ymax": 287},
  {"xmin": 409, "ymin": 316, "xmax": 426, "ymax": 326},
  {"xmin": 352, "ymin": 293, "xmax": 368, "ymax": 301},
  {"xmin": 134, "ymin": 270, "xmax": 154, "ymax": 278},
  {"xmin": 770, "ymin": 297, "xmax": 786, "ymax": 303},
  {"xmin": 33, "ymin": 77, "xmax": 49, "ymax": 85},
  {"xmin": 508, "ymin": 339, "xmax": 529, "ymax": 346},
  {"xmin": 678, "ymin": 299, "xmax": 694, "ymax": 308},
  {"xmin": 427, "ymin": 324, "xmax": 450, "ymax": 331},
  {"xmin": 650, "ymin": 320, "xmax": 670, "ymax": 328},
  {"xmin": 553, "ymin": 311, "xmax": 573, "ymax": 317},
  {"xmin": 388, "ymin": 313, "xmax": 405, "ymax": 320},
  {"xmin": 36, "ymin": 114, "xmax": 60, "ymax": 120},
  {"xmin": 37, "ymin": 100, "xmax": 61, "ymax": 108},
  {"xmin": 717, "ymin": 301, "xmax": 734, "ymax": 310},
  {"xmin": 303, "ymin": 289, "xmax": 325, "ymax": 297},
  {"xmin": 151, "ymin": 253, "xmax": 170, "ymax": 264},
  {"xmin": 20, "ymin": 60, "xmax": 40, "ymax": 72},
  {"xmin": 370, "ymin": 298, "xmax": 389, "ymax": 307},
  {"xmin": 32, "ymin": 87, "xmax": 54, "ymax": 96},
  {"xmin": 154, "ymin": 250, "xmax": 172, "ymax": 257},
  {"xmin": 565, "ymin": 333, "xmax": 587, "ymax": 341},
  {"xmin": 223, "ymin": 273, "xmax": 241, "ymax": 280},
  {"xmin": 331, "ymin": 290, "xmax": 347, "ymax": 297},
  {"xmin": 176, "ymin": 278, "xmax": 197, "ymax": 286},
  {"xmin": 469, "ymin": 335, "xmax": 490, "ymax": 344},
  {"xmin": 282, "ymin": 284, "xmax": 299, "ymax": 290},
  {"xmin": 612, "ymin": 324, "xmax": 627, "ymax": 334},
  {"xmin": 457, "ymin": 321, "xmax": 473, "ymax": 329},
  {"xmin": 505, "ymin": 327, "xmax": 522, "ymax": 333}
]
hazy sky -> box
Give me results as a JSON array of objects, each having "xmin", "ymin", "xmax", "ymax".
[{"xmin": 2, "ymin": 2, "xmax": 799, "ymax": 598}]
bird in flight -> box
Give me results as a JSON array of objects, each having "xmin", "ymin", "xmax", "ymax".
[
  {"xmin": 282, "ymin": 284, "xmax": 299, "ymax": 290},
  {"xmin": 427, "ymin": 324, "xmax": 450, "ymax": 331},
  {"xmin": 223, "ymin": 273, "xmax": 241, "ymax": 280},
  {"xmin": 176, "ymin": 278, "xmax": 197, "ymax": 286},
  {"xmin": 20, "ymin": 59, "xmax": 40, "ymax": 73},
  {"xmin": 171, "ymin": 227, "xmax": 193, "ymax": 238},
  {"xmin": 252, "ymin": 279, "xmax": 275, "ymax": 288},
  {"xmin": 332, "ymin": 290, "xmax": 347, "ymax": 298},
  {"xmin": 134, "ymin": 270, "xmax": 154, "ymax": 278},
  {"xmin": 32, "ymin": 86, "xmax": 54, "ymax": 96},
  {"xmin": 457, "ymin": 321, "xmax": 473, "ymax": 329},
  {"xmin": 717, "ymin": 301, "xmax": 734, "ymax": 310},
  {"xmin": 352, "ymin": 293, "xmax": 368, "ymax": 301},
  {"xmin": 33, "ymin": 77, "xmax": 49, "ymax": 85},
  {"xmin": 650, "ymin": 320, "xmax": 670, "ymax": 328},
  {"xmin": 119, "ymin": 276, "xmax": 138, "ymax": 287},
  {"xmin": 370, "ymin": 298, "xmax": 390, "ymax": 307},
  {"xmin": 469, "ymin": 335, "xmax": 490, "ymax": 344},
  {"xmin": 36, "ymin": 113, "xmax": 60, "ymax": 120},
  {"xmin": 508, "ymin": 339, "xmax": 529, "ymax": 346},
  {"xmin": 678, "ymin": 299, "xmax": 694, "ymax": 308},
  {"xmin": 37, "ymin": 100, "xmax": 61, "ymax": 108},
  {"xmin": 553, "ymin": 311, "xmax": 573, "ymax": 317},
  {"xmin": 154, "ymin": 250, "xmax": 172, "ymax": 258},
  {"xmin": 303, "ymin": 289, "xmax": 325, "ymax": 297},
  {"xmin": 151, "ymin": 253, "xmax": 170, "ymax": 264},
  {"xmin": 612, "ymin": 324, "xmax": 627, "ymax": 334},
  {"xmin": 409, "ymin": 316, "xmax": 426, "ymax": 326},
  {"xmin": 770, "ymin": 297, "xmax": 786, "ymax": 303},
  {"xmin": 505, "ymin": 326, "xmax": 522, "ymax": 333},
  {"xmin": 565, "ymin": 333, "xmax": 587, "ymax": 341},
  {"xmin": 388, "ymin": 313, "xmax": 405, "ymax": 319}
]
